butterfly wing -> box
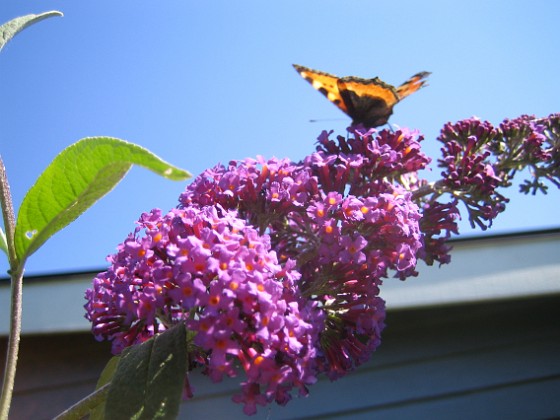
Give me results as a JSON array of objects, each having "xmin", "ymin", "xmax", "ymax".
[
  {"xmin": 293, "ymin": 64, "xmax": 349, "ymax": 114},
  {"xmin": 395, "ymin": 71, "xmax": 431, "ymax": 100},
  {"xmin": 337, "ymin": 76, "xmax": 399, "ymax": 127},
  {"xmin": 293, "ymin": 64, "xmax": 431, "ymax": 128}
]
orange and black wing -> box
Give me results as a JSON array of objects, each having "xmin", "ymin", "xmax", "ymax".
[
  {"xmin": 293, "ymin": 64, "xmax": 430, "ymax": 128},
  {"xmin": 395, "ymin": 71, "xmax": 431, "ymax": 100},
  {"xmin": 337, "ymin": 76, "xmax": 399, "ymax": 127},
  {"xmin": 293, "ymin": 64, "xmax": 349, "ymax": 115}
]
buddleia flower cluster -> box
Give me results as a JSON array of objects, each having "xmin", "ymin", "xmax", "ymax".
[{"xmin": 85, "ymin": 113, "xmax": 559, "ymax": 415}]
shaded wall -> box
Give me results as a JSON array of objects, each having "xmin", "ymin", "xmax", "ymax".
[{"xmin": 2, "ymin": 295, "xmax": 559, "ymax": 419}]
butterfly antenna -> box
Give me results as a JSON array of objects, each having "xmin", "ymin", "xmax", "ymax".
[{"xmin": 309, "ymin": 118, "xmax": 345, "ymax": 123}]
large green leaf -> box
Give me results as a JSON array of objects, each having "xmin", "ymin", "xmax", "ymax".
[
  {"xmin": 0, "ymin": 11, "xmax": 63, "ymax": 53},
  {"xmin": 105, "ymin": 323, "xmax": 188, "ymax": 420},
  {"xmin": 14, "ymin": 137, "xmax": 190, "ymax": 264}
]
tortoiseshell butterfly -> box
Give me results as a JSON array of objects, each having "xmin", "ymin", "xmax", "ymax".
[{"xmin": 293, "ymin": 64, "xmax": 430, "ymax": 128}]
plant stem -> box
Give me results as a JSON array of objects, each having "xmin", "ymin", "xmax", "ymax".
[
  {"xmin": 0, "ymin": 157, "xmax": 17, "ymax": 272},
  {"xmin": 0, "ymin": 155, "xmax": 23, "ymax": 420},
  {"xmin": 0, "ymin": 269, "xmax": 23, "ymax": 420}
]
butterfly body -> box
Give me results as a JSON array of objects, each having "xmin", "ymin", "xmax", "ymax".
[{"xmin": 293, "ymin": 64, "xmax": 430, "ymax": 128}]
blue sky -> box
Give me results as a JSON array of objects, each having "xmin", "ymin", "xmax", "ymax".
[{"xmin": 1, "ymin": 1, "xmax": 558, "ymax": 275}]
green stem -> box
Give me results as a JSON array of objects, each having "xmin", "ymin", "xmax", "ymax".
[{"xmin": 0, "ymin": 155, "xmax": 22, "ymax": 420}]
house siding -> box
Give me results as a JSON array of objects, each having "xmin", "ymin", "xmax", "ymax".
[{"xmin": 3, "ymin": 295, "xmax": 559, "ymax": 419}]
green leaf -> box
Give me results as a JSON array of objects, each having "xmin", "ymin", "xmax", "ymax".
[
  {"xmin": 90, "ymin": 356, "xmax": 121, "ymax": 420},
  {"xmin": 105, "ymin": 323, "xmax": 187, "ymax": 420},
  {"xmin": 14, "ymin": 137, "xmax": 190, "ymax": 264},
  {"xmin": 0, "ymin": 11, "xmax": 63, "ymax": 53},
  {"xmin": 0, "ymin": 227, "xmax": 7, "ymax": 257}
]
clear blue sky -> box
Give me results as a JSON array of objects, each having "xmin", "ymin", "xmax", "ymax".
[{"xmin": 1, "ymin": 1, "xmax": 558, "ymax": 275}]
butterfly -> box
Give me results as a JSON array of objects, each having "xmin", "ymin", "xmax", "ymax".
[{"xmin": 293, "ymin": 64, "xmax": 430, "ymax": 128}]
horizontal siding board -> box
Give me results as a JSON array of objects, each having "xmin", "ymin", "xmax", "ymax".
[
  {"xmin": 380, "ymin": 295, "xmax": 560, "ymax": 362},
  {"xmin": 2, "ymin": 334, "xmax": 111, "ymax": 391},
  {"xmin": 11, "ymin": 382, "xmax": 97, "ymax": 420},
  {"xmin": 381, "ymin": 232, "xmax": 560, "ymax": 309},
  {"xmin": 2, "ymin": 296, "xmax": 558, "ymax": 419},
  {"xmin": 2, "ymin": 230, "xmax": 559, "ymax": 335},
  {"xmin": 309, "ymin": 376, "xmax": 560, "ymax": 420},
  {"xmin": 177, "ymin": 296, "xmax": 560, "ymax": 419},
  {"xmin": 180, "ymin": 339, "xmax": 559, "ymax": 419}
]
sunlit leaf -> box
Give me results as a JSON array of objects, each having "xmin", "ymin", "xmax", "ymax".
[
  {"xmin": 105, "ymin": 323, "xmax": 187, "ymax": 420},
  {"xmin": 14, "ymin": 137, "xmax": 190, "ymax": 265},
  {"xmin": 0, "ymin": 11, "xmax": 63, "ymax": 53}
]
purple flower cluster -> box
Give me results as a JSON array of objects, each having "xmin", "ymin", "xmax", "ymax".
[
  {"xmin": 500, "ymin": 114, "xmax": 560, "ymax": 193},
  {"xmin": 418, "ymin": 199, "xmax": 460, "ymax": 265},
  {"xmin": 85, "ymin": 114, "xmax": 559, "ymax": 415},
  {"xmin": 434, "ymin": 114, "xmax": 560, "ymax": 230},
  {"xmin": 179, "ymin": 128, "xmax": 426, "ymax": 381},
  {"xmin": 437, "ymin": 118, "xmax": 507, "ymax": 229},
  {"xmin": 86, "ymin": 127, "xmax": 427, "ymax": 414},
  {"xmin": 85, "ymin": 205, "xmax": 322, "ymax": 414}
]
